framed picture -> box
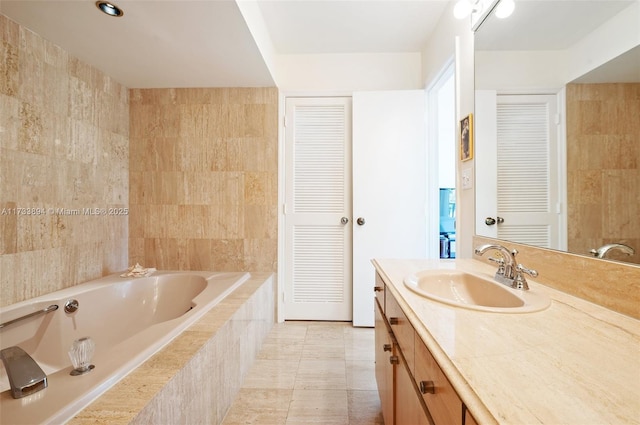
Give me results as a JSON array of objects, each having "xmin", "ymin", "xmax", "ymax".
[{"xmin": 460, "ymin": 113, "xmax": 473, "ymax": 162}]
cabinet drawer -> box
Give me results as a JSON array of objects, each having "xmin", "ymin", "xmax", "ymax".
[
  {"xmin": 414, "ymin": 339, "xmax": 462, "ymax": 425},
  {"xmin": 386, "ymin": 290, "xmax": 415, "ymax": 374},
  {"xmin": 374, "ymin": 273, "xmax": 386, "ymax": 314}
]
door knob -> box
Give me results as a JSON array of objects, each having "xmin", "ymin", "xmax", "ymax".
[
  {"xmin": 341, "ymin": 217, "xmax": 349, "ymax": 224},
  {"xmin": 356, "ymin": 217, "xmax": 365, "ymax": 226},
  {"xmin": 485, "ymin": 217, "xmax": 504, "ymax": 226}
]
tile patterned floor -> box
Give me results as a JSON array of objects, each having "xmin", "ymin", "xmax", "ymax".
[{"xmin": 221, "ymin": 321, "xmax": 384, "ymax": 425}]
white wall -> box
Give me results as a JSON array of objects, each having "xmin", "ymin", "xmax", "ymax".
[
  {"xmin": 274, "ymin": 53, "xmax": 423, "ymax": 92},
  {"xmin": 475, "ymin": 50, "xmax": 568, "ymax": 90}
]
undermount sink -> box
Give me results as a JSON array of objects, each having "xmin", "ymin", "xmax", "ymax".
[{"xmin": 403, "ymin": 270, "xmax": 551, "ymax": 313}]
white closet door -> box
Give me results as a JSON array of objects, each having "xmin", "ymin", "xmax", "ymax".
[
  {"xmin": 283, "ymin": 97, "xmax": 353, "ymax": 321},
  {"xmin": 352, "ymin": 90, "xmax": 427, "ymax": 327},
  {"xmin": 495, "ymin": 95, "xmax": 560, "ymax": 248}
]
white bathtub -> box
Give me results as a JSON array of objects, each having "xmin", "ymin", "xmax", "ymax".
[{"xmin": 0, "ymin": 271, "xmax": 250, "ymax": 424}]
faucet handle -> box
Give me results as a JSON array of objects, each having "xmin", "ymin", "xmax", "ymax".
[
  {"xmin": 488, "ymin": 256, "xmax": 505, "ymax": 274},
  {"xmin": 512, "ymin": 264, "xmax": 538, "ymax": 290}
]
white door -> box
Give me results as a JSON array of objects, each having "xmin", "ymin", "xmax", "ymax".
[
  {"xmin": 352, "ymin": 90, "xmax": 427, "ymax": 327},
  {"xmin": 283, "ymin": 97, "xmax": 353, "ymax": 321},
  {"xmin": 476, "ymin": 92, "xmax": 563, "ymax": 249}
]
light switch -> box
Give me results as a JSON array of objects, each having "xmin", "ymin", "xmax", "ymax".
[{"xmin": 462, "ymin": 167, "xmax": 473, "ymax": 190}]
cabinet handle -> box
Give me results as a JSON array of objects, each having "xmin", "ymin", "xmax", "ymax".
[
  {"xmin": 374, "ymin": 286, "xmax": 383, "ymax": 292},
  {"xmin": 389, "ymin": 356, "xmax": 399, "ymax": 365},
  {"xmin": 419, "ymin": 380, "xmax": 435, "ymax": 394},
  {"xmin": 383, "ymin": 344, "xmax": 392, "ymax": 352},
  {"xmin": 389, "ymin": 317, "xmax": 399, "ymax": 325}
]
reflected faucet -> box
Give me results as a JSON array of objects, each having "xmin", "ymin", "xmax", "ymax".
[
  {"xmin": 590, "ymin": 243, "xmax": 635, "ymax": 259},
  {"xmin": 474, "ymin": 244, "xmax": 538, "ymax": 290}
]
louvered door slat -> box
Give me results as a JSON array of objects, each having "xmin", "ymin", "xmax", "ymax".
[{"xmin": 294, "ymin": 105, "xmax": 346, "ymax": 214}]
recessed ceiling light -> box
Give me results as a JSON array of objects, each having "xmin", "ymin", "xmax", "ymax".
[{"xmin": 96, "ymin": 1, "xmax": 124, "ymax": 17}]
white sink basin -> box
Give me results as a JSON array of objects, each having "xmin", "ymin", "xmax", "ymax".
[{"xmin": 403, "ymin": 270, "xmax": 551, "ymax": 313}]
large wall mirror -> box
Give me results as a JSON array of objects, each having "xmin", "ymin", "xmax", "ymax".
[{"xmin": 473, "ymin": 0, "xmax": 640, "ymax": 264}]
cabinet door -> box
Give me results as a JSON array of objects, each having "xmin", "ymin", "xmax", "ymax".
[
  {"xmin": 374, "ymin": 274, "xmax": 386, "ymax": 314},
  {"xmin": 396, "ymin": 355, "xmax": 430, "ymax": 425},
  {"xmin": 375, "ymin": 301, "xmax": 394, "ymax": 425},
  {"xmin": 386, "ymin": 290, "xmax": 415, "ymax": 374},
  {"xmin": 415, "ymin": 339, "xmax": 463, "ymax": 425},
  {"xmin": 465, "ymin": 408, "xmax": 479, "ymax": 425}
]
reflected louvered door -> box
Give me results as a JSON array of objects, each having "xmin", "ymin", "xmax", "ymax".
[
  {"xmin": 284, "ymin": 97, "xmax": 352, "ymax": 320},
  {"xmin": 495, "ymin": 95, "xmax": 560, "ymax": 248}
]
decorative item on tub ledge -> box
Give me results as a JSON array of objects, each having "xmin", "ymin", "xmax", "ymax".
[{"xmin": 120, "ymin": 263, "xmax": 157, "ymax": 278}]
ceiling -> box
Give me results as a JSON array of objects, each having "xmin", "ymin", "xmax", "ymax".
[
  {"xmin": 1, "ymin": 0, "xmax": 637, "ymax": 88},
  {"xmin": 0, "ymin": 0, "xmax": 449, "ymax": 88},
  {"xmin": 474, "ymin": 0, "xmax": 639, "ymax": 83}
]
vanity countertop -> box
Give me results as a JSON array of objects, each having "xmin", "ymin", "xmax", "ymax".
[{"xmin": 372, "ymin": 258, "xmax": 640, "ymax": 425}]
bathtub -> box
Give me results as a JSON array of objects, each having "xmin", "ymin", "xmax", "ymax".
[{"xmin": 0, "ymin": 270, "xmax": 250, "ymax": 424}]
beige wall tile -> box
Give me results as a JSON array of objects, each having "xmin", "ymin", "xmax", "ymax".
[
  {"xmin": 0, "ymin": 16, "xmax": 129, "ymax": 307},
  {"xmin": 566, "ymin": 83, "xmax": 640, "ymax": 264},
  {"xmin": 129, "ymin": 88, "xmax": 278, "ymax": 273}
]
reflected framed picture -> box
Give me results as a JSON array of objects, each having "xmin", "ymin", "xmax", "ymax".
[{"xmin": 460, "ymin": 113, "xmax": 473, "ymax": 162}]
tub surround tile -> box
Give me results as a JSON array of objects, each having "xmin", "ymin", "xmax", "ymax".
[
  {"xmin": 128, "ymin": 87, "xmax": 278, "ymax": 273},
  {"xmin": 373, "ymin": 258, "xmax": 640, "ymax": 425},
  {"xmin": 1, "ymin": 15, "xmax": 129, "ymax": 307},
  {"xmin": 566, "ymin": 83, "xmax": 640, "ymax": 265},
  {"xmin": 67, "ymin": 273, "xmax": 274, "ymax": 425}
]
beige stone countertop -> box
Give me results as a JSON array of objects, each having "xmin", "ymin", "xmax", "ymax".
[{"xmin": 372, "ymin": 258, "xmax": 640, "ymax": 425}]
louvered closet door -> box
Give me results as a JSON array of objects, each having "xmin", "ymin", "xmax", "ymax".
[
  {"xmin": 284, "ymin": 97, "xmax": 353, "ymax": 321},
  {"xmin": 495, "ymin": 94, "xmax": 559, "ymax": 248}
]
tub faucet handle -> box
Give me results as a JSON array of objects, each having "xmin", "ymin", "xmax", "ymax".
[{"xmin": 69, "ymin": 337, "xmax": 96, "ymax": 375}]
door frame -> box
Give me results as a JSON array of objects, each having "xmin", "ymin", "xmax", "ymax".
[{"xmin": 426, "ymin": 59, "xmax": 456, "ymax": 259}]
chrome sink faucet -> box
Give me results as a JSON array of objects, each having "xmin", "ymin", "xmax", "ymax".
[
  {"xmin": 589, "ymin": 243, "xmax": 635, "ymax": 259},
  {"xmin": 474, "ymin": 244, "xmax": 538, "ymax": 290}
]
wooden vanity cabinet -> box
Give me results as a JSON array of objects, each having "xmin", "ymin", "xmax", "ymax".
[
  {"xmin": 414, "ymin": 337, "xmax": 462, "ymax": 425},
  {"xmin": 375, "ymin": 300, "xmax": 395, "ymax": 425},
  {"xmin": 375, "ymin": 277, "xmax": 468, "ymax": 425},
  {"xmin": 464, "ymin": 408, "xmax": 479, "ymax": 425}
]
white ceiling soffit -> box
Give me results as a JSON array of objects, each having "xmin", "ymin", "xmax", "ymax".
[
  {"xmin": 573, "ymin": 44, "xmax": 640, "ymax": 83},
  {"xmin": 0, "ymin": 0, "xmax": 276, "ymax": 88},
  {"xmin": 255, "ymin": 0, "xmax": 449, "ymax": 54}
]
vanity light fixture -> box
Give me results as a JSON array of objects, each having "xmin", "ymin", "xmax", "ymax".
[
  {"xmin": 95, "ymin": 1, "xmax": 124, "ymax": 17},
  {"xmin": 494, "ymin": 0, "xmax": 515, "ymax": 18},
  {"xmin": 454, "ymin": 0, "xmax": 514, "ymax": 21},
  {"xmin": 453, "ymin": 0, "xmax": 479, "ymax": 19}
]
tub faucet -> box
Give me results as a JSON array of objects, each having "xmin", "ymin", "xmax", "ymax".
[
  {"xmin": 0, "ymin": 346, "xmax": 48, "ymax": 399},
  {"xmin": 474, "ymin": 244, "xmax": 538, "ymax": 290},
  {"xmin": 589, "ymin": 243, "xmax": 635, "ymax": 259}
]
